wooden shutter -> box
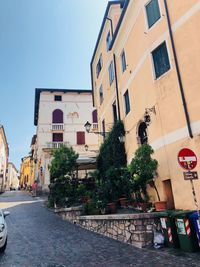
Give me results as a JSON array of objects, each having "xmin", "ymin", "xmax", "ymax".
[{"xmin": 77, "ymin": 132, "xmax": 85, "ymax": 145}]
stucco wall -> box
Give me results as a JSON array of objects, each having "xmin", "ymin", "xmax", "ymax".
[{"xmin": 91, "ymin": 0, "xmax": 200, "ymax": 210}]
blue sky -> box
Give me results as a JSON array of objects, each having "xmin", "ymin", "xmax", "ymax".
[{"xmin": 0, "ymin": 0, "xmax": 108, "ymax": 169}]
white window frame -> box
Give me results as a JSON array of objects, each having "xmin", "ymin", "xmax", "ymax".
[
  {"xmin": 144, "ymin": 0, "xmax": 162, "ymax": 32},
  {"xmin": 150, "ymin": 40, "xmax": 172, "ymax": 81}
]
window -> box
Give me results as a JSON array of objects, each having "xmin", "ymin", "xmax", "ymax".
[
  {"xmin": 53, "ymin": 133, "xmax": 63, "ymax": 142},
  {"xmin": 92, "ymin": 110, "xmax": 98, "ymax": 123},
  {"xmin": 121, "ymin": 50, "xmax": 126, "ymax": 73},
  {"xmin": 99, "ymin": 85, "xmax": 104, "ymax": 104},
  {"xmin": 102, "ymin": 119, "xmax": 106, "ymax": 139},
  {"xmin": 124, "ymin": 90, "xmax": 130, "ymax": 115},
  {"xmin": 106, "ymin": 31, "xmax": 111, "ymax": 51},
  {"xmin": 77, "ymin": 132, "xmax": 85, "ymax": 145},
  {"xmin": 108, "ymin": 61, "xmax": 114, "ymax": 85},
  {"xmin": 96, "ymin": 54, "xmax": 103, "ymax": 78},
  {"xmin": 52, "ymin": 109, "xmax": 63, "ymax": 123},
  {"xmin": 152, "ymin": 42, "xmax": 170, "ymax": 79},
  {"xmin": 54, "ymin": 95, "xmax": 62, "ymax": 101},
  {"xmin": 146, "ymin": 0, "xmax": 161, "ymax": 28},
  {"xmin": 112, "ymin": 102, "xmax": 118, "ymax": 123}
]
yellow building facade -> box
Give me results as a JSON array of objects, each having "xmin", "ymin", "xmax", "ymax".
[
  {"xmin": 91, "ymin": 0, "xmax": 200, "ymax": 210},
  {"xmin": 20, "ymin": 156, "xmax": 35, "ymax": 188}
]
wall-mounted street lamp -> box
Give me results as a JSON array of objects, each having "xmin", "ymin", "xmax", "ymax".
[
  {"xmin": 84, "ymin": 121, "xmax": 128, "ymax": 143},
  {"xmin": 144, "ymin": 106, "xmax": 156, "ymax": 126},
  {"xmin": 84, "ymin": 121, "xmax": 108, "ymax": 137}
]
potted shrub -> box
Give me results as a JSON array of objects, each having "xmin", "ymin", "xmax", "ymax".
[
  {"xmin": 148, "ymin": 179, "xmax": 167, "ymax": 211},
  {"xmin": 129, "ymin": 144, "xmax": 165, "ymax": 211}
]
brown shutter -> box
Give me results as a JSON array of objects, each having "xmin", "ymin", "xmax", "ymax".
[
  {"xmin": 53, "ymin": 133, "xmax": 63, "ymax": 142},
  {"xmin": 92, "ymin": 109, "xmax": 98, "ymax": 123},
  {"xmin": 77, "ymin": 132, "xmax": 85, "ymax": 145}
]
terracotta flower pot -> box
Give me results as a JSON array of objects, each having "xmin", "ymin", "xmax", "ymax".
[
  {"xmin": 107, "ymin": 202, "xmax": 117, "ymax": 214},
  {"xmin": 118, "ymin": 197, "xmax": 127, "ymax": 208},
  {"xmin": 154, "ymin": 201, "xmax": 167, "ymax": 211}
]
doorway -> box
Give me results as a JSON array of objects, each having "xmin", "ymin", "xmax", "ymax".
[{"xmin": 163, "ymin": 179, "xmax": 175, "ymax": 209}]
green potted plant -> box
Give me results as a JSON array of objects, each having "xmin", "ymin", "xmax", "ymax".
[
  {"xmin": 129, "ymin": 144, "xmax": 166, "ymax": 211},
  {"xmin": 148, "ymin": 179, "xmax": 167, "ymax": 211}
]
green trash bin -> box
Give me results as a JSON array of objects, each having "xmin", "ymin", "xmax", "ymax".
[
  {"xmin": 173, "ymin": 210, "xmax": 199, "ymax": 252},
  {"xmin": 158, "ymin": 211, "xmax": 180, "ymax": 248}
]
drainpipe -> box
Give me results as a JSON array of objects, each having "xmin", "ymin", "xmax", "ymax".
[
  {"xmin": 164, "ymin": 0, "xmax": 193, "ymax": 138},
  {"xmin": 107, "ymin": 18, "xmax": 121, "ymax": 121},
  {"xmin": 113, "ymin": 53, "xmax": 121, "ymax": 120}
]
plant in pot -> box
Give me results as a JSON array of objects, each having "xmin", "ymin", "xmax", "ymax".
[
  {"xmin": 148, "ymin": 178, "xmax": 167, "ymax": 211},
  {"xmin": 117, "ymin": 168, "xmax": 132, "ymax": 208},
  {"xmin": 129, "ymin": 144, "xmax": 163, "ymax": 211}
]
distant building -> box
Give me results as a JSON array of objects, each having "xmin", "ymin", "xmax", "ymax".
[
  {"xmin": 0, "ymin": 125, "xmax": 9, "ymax": 192},
  {"xmin": 20, "ymin": 156, "xmax": 34, "ymax": 189},
  {"xmin": 33, "ymin": 88, "xmax": 99, "ymax": 191},
  {"xmin": 91, "ymin": 0, "xmax": 200, "ymax": 210},
  {"xmin": 5, "ymin": 162, "xmax": 19, "ymax": 190}
]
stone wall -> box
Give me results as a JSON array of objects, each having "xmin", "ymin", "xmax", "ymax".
[
  {"xmin": 55, "ymin": 206, "xmax": 82, "ymax": 223},
  {"xmin": 78, "ymin": 213, "xmax": 158, "ymax": 248},
  {"xmin": 55, "ymin": 207, "xmax": 159, "ymax": 248}
]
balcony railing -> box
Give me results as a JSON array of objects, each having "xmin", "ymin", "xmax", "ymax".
[
  {"xmin": 52, "ymin": 124, "xmax": 64, "ymax": 131},
  {"xmin": 46, "ymin": 142, "xmax": 69, "ymax": 149},
  {"xmin": 92, "ymin": 123, "xmax": 98, "ymax": 132}
]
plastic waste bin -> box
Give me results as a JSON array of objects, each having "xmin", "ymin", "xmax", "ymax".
[
  {"xmin": 158, "ymin": 211, "xmax": 180, "ymax": 248},
  {"xmin": 189, "ymin": 212, "xmax": 200, "ymax": 248},
  {"xmin": 174, "ymin": 210, "xmax": 199, "ymax": 252}
]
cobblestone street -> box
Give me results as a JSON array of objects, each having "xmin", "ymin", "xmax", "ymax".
[{"xmin": 0, "ymin": 191, "xmax": 200, "ymax": 267}]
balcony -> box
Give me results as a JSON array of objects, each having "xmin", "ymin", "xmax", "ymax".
[
  {"xmin": 92, "ymin": 123, "xmax": 98, "ymax": 132},
  {"xmin": 46, "ymin": 142, "xmax": 69, "ymax": 149},
  {"xmin": 52, "ymin": 124, "xmax": 64, "ymax": 131}
]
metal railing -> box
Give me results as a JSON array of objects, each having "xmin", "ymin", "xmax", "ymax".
[
  {"xmin": 52, "ymin": 124, "xmax": 64, "ymax": 131},
  {"xmin": 46, "ymin": 142, "xmax": 69, "ymax": 149}
]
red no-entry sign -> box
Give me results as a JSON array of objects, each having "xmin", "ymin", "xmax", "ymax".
[{"xmin": 178, "ymin": 148, "xmax": 197, "ymax": 170}]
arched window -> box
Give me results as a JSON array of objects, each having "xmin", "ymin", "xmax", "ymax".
[
  {"xmin": 52, "ymin": 109, "xmax": 63, "ymax": 123},
  {"xmin": 92, "ymin": 109, "xmax": 98, "ymax": 123},
  {"xmin": 138, "ymin": 122, "xmax": 148, "ymax": 144}
]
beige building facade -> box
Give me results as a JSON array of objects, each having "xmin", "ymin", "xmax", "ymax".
[
  {"xmin": 0, "ymin": 125, "xmax": 9, "ymax": 192},
  {"xmin": 5, "ymin": 162, "xmax": 19, "ymax": 190},
  {"xmin": 33, "ymin": 89, "xmax": 99, "ymax": 191},
  {"xmin": 20, "ymin": 156, "xmax": 35, "ymax": 188},
  {"xmin": 91, "ymin": 0, "xmax": 200, "ymax": 210}
]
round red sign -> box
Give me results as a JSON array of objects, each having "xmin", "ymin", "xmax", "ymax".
[{"xmin": 178, "ymin": 148, "xmax": 197, "ymax": 170}]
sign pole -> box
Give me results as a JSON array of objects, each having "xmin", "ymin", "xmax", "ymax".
[{"xmin": 190, "ymin": 179, "xmax": 200, "ymax": 222}]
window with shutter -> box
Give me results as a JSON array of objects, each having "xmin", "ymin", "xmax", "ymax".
[
  {"xmin": 106, "ymin": 32, "xmax": 111, "ymax": 51},
  {"xmin": 124, "ymin": 90, "xmax": 130, "ymax": 115},
  {"xmin": 77, "ymin": 132, "xmax": 85, "ymax": 145},
  {"xmin": 152, "ymin": 42, "xmax": 170, "ymax": 79},
  {"xmin": 121, "ymin": 50, "xmax": 127, "ymax": 73},
  {"xmin": 108, "ymin": 61, "xmax": 114, "ymax": 85},
  {"xmin": 112, "ymin": 102, "xmax": 118, "ymax": 123},
  {"xmin": 53, "ymin": 133, "xmax": 63, "ymax": 142},
  {"xmin": 96, "ymin": 54, "xmax": 103, "ymax": 78},
  {"xmin": 146, "ymin": 0, "xmax": 161, "ymax": 28},
  {"xmin": 99, "ymin": 85, "xmax": 104, "ymax": 104},
  {"xmin": 92, "ymin": 110, "xmax": 98, "ymax": 123},
  {"xmin": 52, "ymin": 109, "xmax": 63, "ymax": 123},
  {"xmin": 102, "ymin": 119, "xmax": 106, "ymax": 139}
]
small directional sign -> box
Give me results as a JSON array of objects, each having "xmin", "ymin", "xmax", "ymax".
[{"xmin": 183, "ymin": 171, "xmax": 198, "ymax": 180}]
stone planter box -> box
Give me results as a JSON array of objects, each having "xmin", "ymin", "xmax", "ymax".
[
  {"xmin": 78, "ymin": 213, "xmax": 158, "ymax": 248},
  {"xmin": 55, "ymin": 207, "xmax": 160, "ymax": 248}
]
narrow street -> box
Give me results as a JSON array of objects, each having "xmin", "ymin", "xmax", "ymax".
[{"xmin": 0, "ymin": 191, "xmax": 199, "ymax": 267}]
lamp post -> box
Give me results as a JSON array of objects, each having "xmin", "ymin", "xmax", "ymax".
[
  {"xmin": 84, "ymin": 121, "xmax": 128, "ymax": 143},
  {"xmin": 84, "ymin": 121, "xmax": 108, "ymax": 137},
  {"xmin": 144, "ymin": 106, "xmax": 156, "ymax": 126}
]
